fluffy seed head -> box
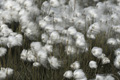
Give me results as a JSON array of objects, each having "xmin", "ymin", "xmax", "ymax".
[
  {"xmin": 89, "ymin": 61, "xmax": 97, "ymax": 69},
  {"xmin": 63, "ymin": 70, "xmax": 73, "ymax": 79},
  {"xmin": 0, "ymin": 47, "xmax": 7, "ymax": 57},
  {"xmin": 48, "ymin": 56, "xmax": 61, "ymax": 69},
  {"xmin": 73, "ymin": 69, "xmax": 86, "ymax": 79},
  {"xmin": 70, "ymin": 61, "xmax": 80, "ymax": 69}
]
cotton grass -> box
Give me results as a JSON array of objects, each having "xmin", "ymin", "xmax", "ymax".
[{"xmin": 0, "ymin": 0, "xmax": 119, "ymax": 80}]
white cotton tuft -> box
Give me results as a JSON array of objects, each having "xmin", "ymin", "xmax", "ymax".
[
  {"xmin": 74, "ymin": 32, "xmax": 84, "ymax": 39},
  {"xmin": 1, "ymin": 27, "xmax": 12, "ymax": 37},
  {"xmin": 95, "ymin": 74, "xmax": 105, "ymax": 80},
  {"xmin": 91, "ymin": 47, "xmax": 103, "ymax": 58},
  {"xmin": 107, "ymin": 38, "xmax": 117, "ymax": 46},
  {"xmin": 41, "ymin": 33, "xmax": 48, "ymax": 43},
  {"xmin": 73, "ymin": 69, "xmax": 86, "ymax": 79},
  {"xmin": 0, "ymin": 37, "xmax": 8, "ymax": 46},
  {"xmin": 87, "ymin": 22, "xmax": 100, "ymax": 36},
  {"xmin": 20, "ymin": 49, "xmax": 28, "ymax": 60},
  {"xmin": 37, "ymin": 50, "xmax": 48, "ymax": 66},
  {"xmin": 89, "ymin": 61, "xmax": 97, "ymax": 69},
  {"xmin": 87, "ymin": 34, "xmax": 96, "ymax": 39},
  {"xmin": 70, "ymin": 61, "xmax": 80, "ymax": 70},
  {"xmin": 0, "ymin": 47, "xmax": 7, "ymax": 57},
  {"xmin": 44, "ymin": 44, "xmax": 53, "ymax": 53},
  {"xmin": 25, "ymin": 28, "xmax": 32, "ymax": 37},
  {"xmin": 15, "ymin": 34, "xmax": 23, "ymax": 44},
  {"xmin": 65, "ymin": 45, "xmax": 76, "ymax": 55},
  {"xmin": 114, "ymin": 55, "xmax": 120, "ymax": 69},
  {"xmin": 116, "ymin": 38, "xmax": 120, "ymax": 44},
  {"xmin": 68, "ymin": 27, "xmax": 77, "ymax": 36},
  {"xmin": 102, "ymin": 57, "xmax": 110, "ymax": 64},
  {"xmin": 39, "ymin": 20, "xmax": 47, "ymax": 28},
  {"xmin": 88, "ymin": 9, "xmax": 98, "ymax": 18},
  {"xmin": 76, "ymin": 38, "xmax": 86, "ymax": 48},
  {"xmin": 112, "ymin": 25, "xmax": 120, "ymax": 33},
  {"xmin": 5, "ymin": 68, "xmax": 13, "ymax": 76},
  {"xmin": 63, "ymin": 70, "xmax": 73, "ymax": 79},
  {"xmin": 7, "ymin": 36, "xmax": 20, "ymax": 48},
  {"xmin": 33, "ymin": 62, "xmax": 40, "ymax": 67},
  {"xmin": 16, "ymin": 0, "xmax": 24, "ymax": 4},
  {"xmin": 48, "ymin": 56, "xmax": 61, "ymax": 69},
  {"xmin": 26, "ymin": 5, "xmax": 40, "ymax": 16},
  {"xmin": 114, "ymin": 48, "xmax": 120, "ymax": 56},
  {"xmin": 24, "ymin": 0, "xmax": 33, "ymax": 7},
  {"xmin": 50, "ymin": 31, "xmax": 60, "ymax": 42},
  {"xmin": 105, "ymin": 75, "xmax": 115, "ymax": 80},
  {"xmin": 45, "ymin": 25, "xmax": 54, "ymax": 33},
  {"xmin": 27, "ymin": 54, "xmax": 36, "ymax": 62},
  {"xmin": 50, "ymin": 0, "xmax": 60, "ymax": 7},
  {"xmin": 1, "ymin": 67, "xmax": 13, "ymax": 76},
  {"xmin": 0, "ymin": 71, "xmax": 6, "ymax": 80},
  {"xmin": 30, "ymin": 42, "xmax": 41, "ymax": 52}
]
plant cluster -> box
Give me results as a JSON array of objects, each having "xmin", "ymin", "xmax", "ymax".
[{"xmin": 0, "ymin": 0, "xmax": 120, "ymax": 80}]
